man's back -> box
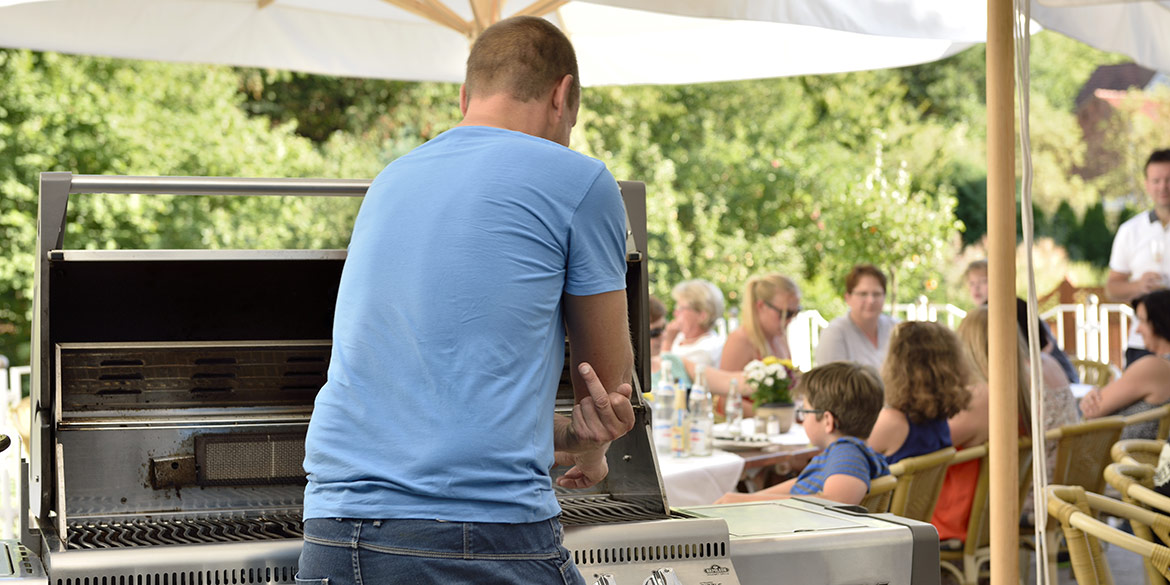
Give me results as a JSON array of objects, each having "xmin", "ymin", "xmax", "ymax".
[{"xmin": 303, "ymin": 125, "xmax": 627, "ymax": 524}]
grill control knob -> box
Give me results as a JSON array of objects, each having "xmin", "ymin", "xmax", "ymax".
[
  {"xmin": 592, "ymin": 574, "xmax": 617, "ymax": 585},
  {"xmin": 644, "ymin": 567, "xmax": 684, "ymax": 585}
]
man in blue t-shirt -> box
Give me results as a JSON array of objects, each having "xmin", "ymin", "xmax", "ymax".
[{"xmin": 299, "ymin": 16, "xmax": 635, "ymax": 585}]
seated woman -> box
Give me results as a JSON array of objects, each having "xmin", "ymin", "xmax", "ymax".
[
  {"xmin": 661, "ymin": 279, "xmax": 725, "ymax": 368},
  {"xmin": 932, "ymin": 306, "xmax": 1033, "ymax": 545},
  {"xmin": 815, "ymin": 264, "xmax": 898, "ymax": 369},
  {"xmin": 868, "ymin": 321, "xmax": 971, "ymax": 465},
  {"xmin": 1081, "ymin": 290, "xmax": 1170, "ymax": 440},
  {"xmin": 721, "ymin": 273, "xmax": 800, "ymax": 370},
  {"xmin": 716, "ymin": 273, "xmax": 802, "ymax": 413}
]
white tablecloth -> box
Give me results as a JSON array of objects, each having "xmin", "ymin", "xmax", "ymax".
[
  {"xmin": 1069, "ymin": 382, "xmax": 1095, "ymax": 399},
  {"xmin": 658, "ymin": 449, "xmax": 746, "ymax": 507}
]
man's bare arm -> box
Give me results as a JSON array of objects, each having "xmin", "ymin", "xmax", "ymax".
[
  {"xmin": 553, "ymin": 290, "xmax": 635, "ymax": 489},
  {"xmin": 563, "ymin": 290, "xmax": 634, "ymax": 405}
]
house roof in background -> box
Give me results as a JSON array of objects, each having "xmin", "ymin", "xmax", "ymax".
[{"xmin": 1075, "ymin": 63, "xmax": 1157, "ymax": 108}]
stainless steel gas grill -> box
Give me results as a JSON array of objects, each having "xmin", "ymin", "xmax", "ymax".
[{"xmin": 20, "ymin": 173, "xmax": 743, "ymax": 585}]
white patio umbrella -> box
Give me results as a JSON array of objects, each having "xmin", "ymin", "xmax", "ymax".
[{"xmin": 0, "ymin": 0, "xmax": 977, "ymax": 86}]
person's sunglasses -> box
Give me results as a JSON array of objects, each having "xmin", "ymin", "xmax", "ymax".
[
  {"xmin": 762, "ymin": 300, "xmax": 802, "ymax": 322},
  {"xmin": 649, "ymin": 326, "xmax": 665, "ymax": 339},
  {"xmin": 794, "ymin": 399, "xmax": 826, "ymax": 423}
]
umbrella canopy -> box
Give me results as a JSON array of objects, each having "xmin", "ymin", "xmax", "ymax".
[
  {"xmin": 0, "ymin": 0, "xmax": 974, "ymax": 86},
  {"xmin": 1029, "ymin": 1, "xmax": 1170, "ymax": 73},
  {"xmin": 602, "ymin": 0, "xmax": 1170, "ymax": 73}
]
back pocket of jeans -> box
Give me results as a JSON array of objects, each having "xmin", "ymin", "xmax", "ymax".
[{"xmin": 294, "ymin": 574, "xmax": 328, "ymax": 585}]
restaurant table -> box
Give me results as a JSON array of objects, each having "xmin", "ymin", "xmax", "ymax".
[
  {"xmin": 657, "ymin": 448, "xmax": 746, "ymax": 506},
  {"xmin": 712, "ymin": 421, "xmax": 820, "ymax": 492}
]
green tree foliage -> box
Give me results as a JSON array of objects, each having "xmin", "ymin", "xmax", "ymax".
[
  {"xmin": 1078, "ymin": 201, "xmax": 1113, "ymax": 266},
  {"xmin": 814, "ymin": 140, "xmax": 961, "ymax": 304},
  {"xmin": 0, "ymin": 50, "xmax": 375, "ymax": 363}
]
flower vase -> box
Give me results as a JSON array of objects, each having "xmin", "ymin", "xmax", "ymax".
[{"xmin": 754, "ymin": 403, "xmax": 795, "ymax": 434}]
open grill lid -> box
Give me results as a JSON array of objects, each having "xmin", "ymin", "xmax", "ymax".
[{"xmin": 29, "ymin": 173, "xmax": 664, "ymax": 555}]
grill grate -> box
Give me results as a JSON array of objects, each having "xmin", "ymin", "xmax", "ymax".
[
  {"xmin": 65, "ymin": 514, "xmax": 303, "ymax": 550},
  {"xmin": 558, "ymin": 495, "xmax": 668, "ymax": 526}
]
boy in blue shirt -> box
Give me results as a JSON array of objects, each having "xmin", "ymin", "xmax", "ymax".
[{"xmin": 716, "ymin": 362, "xmax": 889, "ymax": 505}]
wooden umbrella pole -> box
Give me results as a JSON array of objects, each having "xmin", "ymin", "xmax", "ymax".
[{"xmin": 987, "ymin": 0, "xmax": 1019, "ymax": 582}]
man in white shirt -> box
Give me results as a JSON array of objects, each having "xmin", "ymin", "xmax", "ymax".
[{"xmin": 1107, "ymin": 148, "xmax": 1170, "ymax": 367}]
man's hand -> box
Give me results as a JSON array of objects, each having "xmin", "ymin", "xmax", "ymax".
[
  {"xmin": 554, "ymin": 362, "xmax": 634, "ymax": 489},
  {"xmin": 569, "ymin": 362, "xmax": 634, "ymax": 446},
  {"xmin": 1138, "ymin": 271, "xmax": 1167, "ymax": 294}
]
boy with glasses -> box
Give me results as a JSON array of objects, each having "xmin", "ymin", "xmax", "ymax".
[{"xmin": 715, "ymin": 362, "xmax": 889, "ymax": 506}]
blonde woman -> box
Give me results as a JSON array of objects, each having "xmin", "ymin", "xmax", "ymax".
[
  {"xmin": 714, "ymin": 274, "xmax": 801, "ymax": 415},
  {"xmin": 720, "ymin": 274, "xmax": 801, "ymax": 370}
]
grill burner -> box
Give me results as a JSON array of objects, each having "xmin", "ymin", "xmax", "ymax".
[
  {"xmin": 65, "ymin": 514, "xmax": 304, "ymax": 550},
  {"xmin": 558, "ymin": 495, "xmax": 668, "ymax": 526}
]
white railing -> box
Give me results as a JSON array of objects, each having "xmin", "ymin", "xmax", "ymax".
[
  {"xmin": 787, "ymin": 311, "xmax": 829, "ymax": 373},
  {"xmin": 1040, "ymin": 294, "xmax": 1133, "ymax": 364},
  {"xmin": 0, "ymin": 366, "xmax": 28, "ymax": 539},
  {"xmin": 893, "ymin": 296, "xmax": 968, "ymax": 329}
]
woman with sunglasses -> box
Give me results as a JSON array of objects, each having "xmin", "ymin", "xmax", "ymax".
[
  {"xmin": 814, "ymin": 264, "xmax": 897, "ymax": 369},
  {"xmin": 720, "ymin": 273, "xmax": 801, "ymax": 371}
]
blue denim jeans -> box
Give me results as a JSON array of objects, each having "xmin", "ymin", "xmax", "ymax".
[{"xmin": 297, "ymin": 517, "xmax": 586, "ymax": 585}]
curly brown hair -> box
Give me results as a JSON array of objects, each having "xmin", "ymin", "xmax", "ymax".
[{"xmin": 881, "ymin": 321, "xmax": 972, "ymax": 424}]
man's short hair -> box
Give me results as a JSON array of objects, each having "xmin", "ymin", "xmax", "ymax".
[
  {"xmin": 797, "ymin": 362, "xmax": 884, "ymax": 439},
  {"xmin": 465, "ymin": 16, "xmax": 580, "ymax": 106},
  {"xmin": 1146, "ymin": 149, "xmax": 1170, "ymax": 176}
]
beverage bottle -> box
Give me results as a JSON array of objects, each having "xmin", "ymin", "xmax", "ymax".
[
  {"xmin": 653, "ymin": 360, "xmax": 675, "ymax": 455},
  {"xmin": 671, "ymin": 377, "xmax": 690, "ymax": 458},
  {"xmin": 766, "ymin": 414, "xmax": 781, "ymax": 437},
  {"xmin": 725, "ymin": 378, "xmax": 744, "ymax": 439},
  {"xmin": 689, "ymin": 365, "xmax": 714, "ymax": 456}
]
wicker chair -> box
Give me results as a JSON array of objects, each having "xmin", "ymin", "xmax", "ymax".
[
  {"xmin": 1022, "ymin": 417, "xmax": 1126, "ymax": 582},
  {"xmin": 860, "ymin": 473, "xmax": 896, "ymax": 514},
  {"xmin": 1111, "ymin": 438, "xmax": 1166, "ymax": 467},
  {"xmin": 1071, "ymin": 358, "xmax": 1117, "ymax": 387},
  {"xmin": 1121, "ymin": 403, "xmax": 1170, "ymax": 442},
  {"xmin": 1104, "ymin": 463, "xmax": 1170, "ymax": 585},
  {"xmin": 886, "ymin": 446, "xmax": 957, "ymax": 523},
  {"xmin": 1046, "ymin": 485, "xmax": 1170, "ymax": 584},
  {"xmin": 938, "ymin": 441, "xmax": 1034, "ymax": 585}
]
